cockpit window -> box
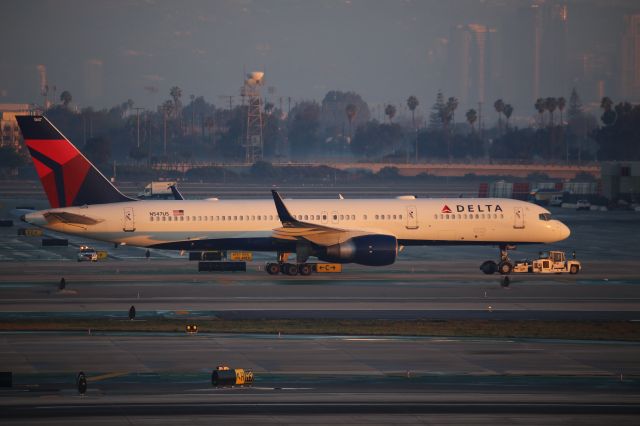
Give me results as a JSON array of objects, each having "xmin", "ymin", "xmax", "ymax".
[{"xmin": 538, "ymin": 213, "xmax": 552, "ymax": 221}]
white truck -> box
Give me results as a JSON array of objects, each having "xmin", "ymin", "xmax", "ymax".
[
  {"xmin": 137, "ymin": 182, "xmax": 181, "ymax": 200},
  {"xmin": 511, "ymin": 250, "xmax": 581, "ymax": 274}
]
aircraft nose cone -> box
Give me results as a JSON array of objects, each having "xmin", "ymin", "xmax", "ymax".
[{"xmin": 558, "ymin": 222, "xmax": 571, "ymax": 240}]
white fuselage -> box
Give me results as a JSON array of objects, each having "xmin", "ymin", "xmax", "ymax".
[{"xmin": 24, "ymin": 197, "xmax": 570, "ymax": 249}]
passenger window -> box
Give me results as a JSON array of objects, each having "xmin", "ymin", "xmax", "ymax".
[
  {"xmin": 233, "ymin": 216, "xmax": 237, "ymax": 221},
  {"xmin": 186, "ymin": 216, "xmax": 190, "ymax": 221},
  {"xmin": 351, "ymin": 214, "xmax": 355, "ymax": 220},
  {"xmin": 363, "ymin": 215, "xmax": 367, "ymax": 220},
  {"xmin": 162, "ymin": 216, "xmax": 166, "ymax": 221},
  {"xmin": 375, "ymin": 215, "xmax": 379, "ymax": 220},
  {"xmin": 399, "ymin": 214, "xmax": 402, "ymax": 219},
  {"xmin": 270, "ymin": 215, "xmax": 273, "ymax": 220},
  {"xmin": 440, "ymin": 214, "xmax": 443, "ymax": 219},
  {"xmin": 304, "ymin": 215, "xmax": 308, "ymax": 220},
  {"xmin": 334, "ymin": 215, "xmax": 338, "ymax": 220},
  {"xmin": 323, "ymin": 215, "xmax": 327, "ymax": 220},
  {"xmin": 340, "ymin": 215, "xmax": 344, "ymax": 220}
]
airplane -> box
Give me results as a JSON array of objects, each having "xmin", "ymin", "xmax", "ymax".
[{"xmin": 16, "ymin": 115, "xmax": 571, "ymax": 276}]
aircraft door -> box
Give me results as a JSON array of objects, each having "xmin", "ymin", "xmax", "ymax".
[
  {"xmin": 405, "ymin": 205, "xmax": 418, "ymax": 229},
  {"xmin": 123, "ymin": 207, "xmax": 136, "ymax": 232},
  {"xmin": 513, "ymin": 207, "xmax": 525, "ymax": 229}
]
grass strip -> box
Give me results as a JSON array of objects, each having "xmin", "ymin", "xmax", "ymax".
[{"xmin": 0, "ymin": 319, "xmax": 639, "ymax": 341}]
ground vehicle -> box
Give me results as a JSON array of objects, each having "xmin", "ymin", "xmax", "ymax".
[
  {"xmin": 549, "ymin": 194, "xmax": 563, "ymax": 207},
  {"xmin": 576, "ymin": 199, "xmax": 591, "ymax": 210},
  {"xmin": 77, "ymin": 246, "xmax": 98, "ymax": 262},
  {"xmin": 137, "ymin": 182, "xmax": 183, "ymax": 200},
  {"xmin": 511, "ymin": 251, "xmax": 580, "ymax": 274}
]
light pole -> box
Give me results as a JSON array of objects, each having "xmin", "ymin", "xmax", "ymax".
[{"xmin": 133, "ymin": 107, "xmax": 144, "ymax": 148}]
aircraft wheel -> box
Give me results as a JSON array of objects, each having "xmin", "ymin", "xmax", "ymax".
[
  {"xmin": 498, "ymin": 261, "xmax": 513, "ymax": 275},
  {"xmin": 284, "ymin": 263, "xmax": 298, "ymax": 276},
  {"xmin": 480, "ymin": 260, "xmax": 497, "ymax": 275},
  {"xmin": 299, "ymin": 263, "xmax": 313, "ymax": 276},
  {"xmin": 266, "ymin": 263, "xmax": 280, "ymax": 275},
  {"xmin": 569, "ymin": 265, "xmax": 579, "ymax": 274}
]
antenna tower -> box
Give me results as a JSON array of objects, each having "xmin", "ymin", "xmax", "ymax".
[{"xmin": 242, "ymin": 71, "xmax": 264, "ymax": 163}]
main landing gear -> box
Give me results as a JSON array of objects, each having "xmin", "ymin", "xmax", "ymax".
[
  {"xmin": 266, "ymin": 262, "xmax": 314, "ymax": 276},
  {"xmin": 265, "ymin": 252, "xmax": 314, "ymax": 276},
  {"xmin": 480, "ymin": 244, "xmax": 515, "ymax": 275}
]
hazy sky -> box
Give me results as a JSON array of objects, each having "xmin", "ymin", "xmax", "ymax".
[{"xmin": 2, "ymin": 0, "xmax": 638, "ymax": 112}]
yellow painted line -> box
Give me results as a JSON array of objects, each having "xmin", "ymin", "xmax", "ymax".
[{"xmin": 87, "ymin": 372, "xmax": 129, "ymax": 382}]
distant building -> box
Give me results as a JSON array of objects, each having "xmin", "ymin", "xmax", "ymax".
[
  {"xmin": 446, "ymin": 23, "xmax": 499, "ymax": 114},
  {"xmin": 620, "ymin": 14, "xmax": 640, "ymax": 102},
  {"xmin": 501, "ymin": 2, "xmax": 569, "ymax": 112},
  {"xmin": 601, "ymin": 162, "xmax": 640, "ymax": 201},
  {"xmin": 0, "ymin": 104, "xmax": 31, "ymax": 150}
]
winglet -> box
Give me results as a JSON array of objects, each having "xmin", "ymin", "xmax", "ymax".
[{"xmin": 271, "ymin": 190, "xmax": 298, "ymax": 227}]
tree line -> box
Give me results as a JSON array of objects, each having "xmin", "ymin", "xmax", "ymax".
[{"xmin": 3, "ymin": 86, "xmax": 639, "ymax": 175}]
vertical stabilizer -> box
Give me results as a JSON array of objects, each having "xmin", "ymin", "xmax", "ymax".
[{"xmin": 16, "ymin": 115, "xmax": 134, "ymax": 207}]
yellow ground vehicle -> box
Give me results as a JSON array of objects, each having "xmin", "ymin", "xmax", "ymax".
[{"xmin": 512, "ymin": 250, "xmax": 581, "ymax": 274}]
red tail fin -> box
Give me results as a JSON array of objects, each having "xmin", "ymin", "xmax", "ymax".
[{"xmin": 16, "ymin": 115, "xmax": 133, "ymax": 207}]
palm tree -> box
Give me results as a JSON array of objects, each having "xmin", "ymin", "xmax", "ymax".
[
  {"xmin": 503, "ymin": 104, "xmax": 513, "ymax": 130},
  {"xmin": 169, "ymin": 86, "xmax": 182, "ymax": 118},
  {"xmin": 534, "ymin": 98, "xmax": 545, "ymax": 127},
  {"xmin": 60, "ymin": 90, "xmax": 72, "ymax": 108},
  {"xmin": 465, "ymin": 109, "xmax": 478, "ymax": 132},
  {"xmin": 407, "ymin": 96, "xmax": 419, "ymax": 162},
  {"xmin": 545, "ymin": 97, "xmax": 558, "ymax": 127},
  {"xmin": 384, "ymin": 104, "xmax": 396, "ymax": 123},
  {"xmin": 406, "ymin": 96, "xmax": 419, "ymax": 129},
  {"xmin": 494, "ymin": 99, "xmax": 505, "ymax": 133},
  {"xmin": 600, "ymin": 97, "xmax": 616, "ymax": 126},
  {"xmin": 557, "ymin": 97, "xmax": 566, "ymax": 126},
  {"xmin": 345, "ymin": 103, "xmax": 357, "ymax": 140}
]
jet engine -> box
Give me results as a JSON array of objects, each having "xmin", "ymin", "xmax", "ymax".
[{"xmin": 319, "ymin": 235, "xmax": 397, "ymax": 266}]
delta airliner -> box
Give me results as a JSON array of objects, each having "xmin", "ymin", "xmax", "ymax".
[{"xmin": 16, "ymin": 115, "xmax": 570, "ymax": 276}]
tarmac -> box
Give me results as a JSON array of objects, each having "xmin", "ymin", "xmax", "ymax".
[{"xmin": 1, "ymin": 189, "xmax": 640, "ymax": 423}]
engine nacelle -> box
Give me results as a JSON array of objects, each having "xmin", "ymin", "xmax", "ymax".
[{"xmin": 319, "ymin": 235, "xmax": 397, "ymax": 266}]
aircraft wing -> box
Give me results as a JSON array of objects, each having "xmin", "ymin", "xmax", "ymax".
[
  {"xmin": 270, "ymin": 190, "xmax": 378, "ymax": 246},
  {"xmin": 43, "ymin": 211, "xmax": 104, "ymax": 226}
]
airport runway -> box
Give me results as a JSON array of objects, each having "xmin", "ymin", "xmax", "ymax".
[
  {"xmin": 1, "ymin": 332, "xmax": 639, "ymax": 423},
  {"xmin": 1, "ymin": 193, "xmax": 640, "ymax": 422}
]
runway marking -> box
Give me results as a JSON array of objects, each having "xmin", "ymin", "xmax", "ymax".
[{"xmin": 86, "ymin": 372, "xmax": 129, "ymax": 382}]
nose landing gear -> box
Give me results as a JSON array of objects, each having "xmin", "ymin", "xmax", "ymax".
[{"xmin": 480, "ymin": 244, "xmax": 514, "ymax": 275}]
